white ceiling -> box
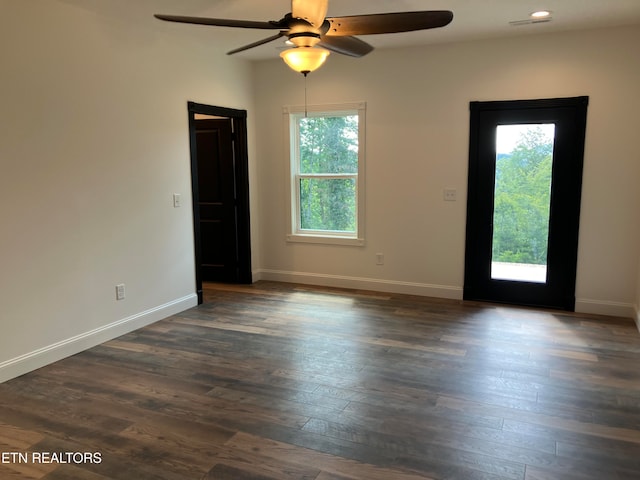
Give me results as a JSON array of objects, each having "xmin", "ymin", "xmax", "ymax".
[{"xmin": 62, "ymin": 0, "xmax": 640, "ymax": 60}]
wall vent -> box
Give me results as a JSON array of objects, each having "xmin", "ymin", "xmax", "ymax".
[{"xmin": 509, "ymin": 18, "xmax": 553, "ymax": 27}]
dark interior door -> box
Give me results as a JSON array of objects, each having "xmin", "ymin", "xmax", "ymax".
[
  {"xmin": 464, "ymin": 97, "xmax": 588, "ymax": 311},
  {"xmin": 195, "ymin": 118, "xmax": 239, "ymax": 283}
]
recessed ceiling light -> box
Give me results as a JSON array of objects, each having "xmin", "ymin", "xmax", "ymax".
[{"xmin": 531, "ymin": 10, "xmax": 552, "ymax": 18}]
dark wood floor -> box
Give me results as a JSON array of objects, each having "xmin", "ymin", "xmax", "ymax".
[{"xmin": 1, "ymin": 281, "xmax": 640, "ymax": 480}]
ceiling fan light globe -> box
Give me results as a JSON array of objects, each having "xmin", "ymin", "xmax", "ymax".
[{"xmin": 280, "ymin": 47, "xmax": 330, "ymax": 74}]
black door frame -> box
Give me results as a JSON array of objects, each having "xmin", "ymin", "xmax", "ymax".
[
  {"xmin": 464, "ymin": 96, "xmax": 588, "ymax": 311},
  {"xmin": 187, "ymin": 101, "xmax": 252, "ymax": 304}
]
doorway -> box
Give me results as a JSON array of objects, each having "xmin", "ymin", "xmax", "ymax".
[
  {"xmin": 187, "ymin": 102, "xmax": 252, "ymax": 304},
  {"xmin": 464, "ymin": 97, "xmax": 588, "ymax": 310}
]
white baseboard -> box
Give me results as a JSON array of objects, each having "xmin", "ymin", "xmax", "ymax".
[
  {"xmin": 0, "ymin": 294, "xmax": 198, "ymax": 384},
  {"xmin": 575, "ymin": 298, "xmax": 636, "ymax": 319},
  {"xmin": 255, "ymin": 269, "xmax": 463, "ymax": 300},
  {"xmin": 255, "ymin": 270, "xmax": 637, "ymax": 322}
]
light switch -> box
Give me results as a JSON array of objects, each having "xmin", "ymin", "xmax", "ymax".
[
  {"xmin": 443, "ymin": 189, "xmax": 457, "ymax": 202},
  {"xmin": 173, "ymin": 193, "xmax": 181, "ymax": 208}
]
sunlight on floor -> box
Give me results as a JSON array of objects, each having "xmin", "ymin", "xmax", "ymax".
[{"xmin": 491, "ymin": 262, "xmax": 547, "ymax": 283}]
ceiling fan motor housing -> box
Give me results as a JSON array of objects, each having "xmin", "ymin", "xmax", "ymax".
[
  {"xmin": 288, "ymin": 32, "xmax": 321, "ymax": 47},
  {"xmin": 288, "ymin": 18, "xmax": 323, "ymax": 47}
]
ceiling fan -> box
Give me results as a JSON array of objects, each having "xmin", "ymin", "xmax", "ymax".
[{"xmin": 155, "ymin": 0, "xmax": 453, "ymax": 75}]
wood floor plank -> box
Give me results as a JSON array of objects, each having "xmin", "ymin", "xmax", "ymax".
[
  {"xmin": 40, "ymin": 465, "xmax": 112, "ymax": 480},
  {"xmin": 224, "ymin": 431, "xmax": 436, "ymax": 480},
  {"xmin": 0, "ymin": 281, "xmax": 638, "ymax": 480},
  {"xmin": 203, "ymin": 463, "xmax": 280, "ymax": 480},
  {"xmin": 440, "ymin": 395, "xmax": 640, "ymax": 443},
  {"xmin": 0, "ymin": 463, "xmax": 58, "ymax": 480},
  {"xmin": 205, "ymin": 444, "xmax": 320, "ymax": 480},
  {"xmin": 0, "ymin": 423, "xmax": 44, "ymax": 450}
]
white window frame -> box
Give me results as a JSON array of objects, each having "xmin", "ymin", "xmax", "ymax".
[{"xmin": 284, "ymin": 102, "xmax": 366, "ymax": 246}]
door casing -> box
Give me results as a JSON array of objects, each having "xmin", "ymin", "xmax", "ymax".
[{"xmin": 187, "ymin": 102, "xmax": 252, "ymax": 304}]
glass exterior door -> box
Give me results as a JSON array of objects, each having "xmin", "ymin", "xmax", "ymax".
[{"xmin": 464, "ymin": 97, "xmax": 588, "ymax": 311}]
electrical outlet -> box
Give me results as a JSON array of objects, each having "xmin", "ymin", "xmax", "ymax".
[
  {"xmin": 376, "ymin": 253, "xmax": 384, "ymax": 265},
  {"xmin": 116, "ymin": 284, "xmax": 125, "ymax": 301}
]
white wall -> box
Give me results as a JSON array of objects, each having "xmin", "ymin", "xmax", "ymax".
[
  {"xmin": 252, "ymin": 25, "xmax": 640, "ymax": 317},
  {"xmin": 0, "ymin": 1, "xmax": 256, "ymax": 381}
]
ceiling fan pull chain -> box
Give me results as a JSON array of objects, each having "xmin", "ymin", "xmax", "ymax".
[{"xmin": 304, "ymin": 73, "xmax": 308, "ymax": 117}]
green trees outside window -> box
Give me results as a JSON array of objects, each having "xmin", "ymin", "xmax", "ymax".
[
  {"xmin": 298, "ymin": 115, "xmax": 359, "ymax": 233},
  {"xmin": 492, "ymin": 125, "xmax": 555, "ymax": 265}
]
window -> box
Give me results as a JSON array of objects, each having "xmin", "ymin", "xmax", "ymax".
[{"xmin": 284, "ymin": 102, "xmax": 366, "ymax": 245}]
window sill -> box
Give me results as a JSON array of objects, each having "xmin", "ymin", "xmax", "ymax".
[{"xmin": 287, "ymin": 234, "xmax": 365, "ymax": 246}]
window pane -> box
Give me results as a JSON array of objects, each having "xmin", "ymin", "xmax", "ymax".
[
  {"xmin": 300, "ymin": 178, "xmax": 356, "ymax": 232},
  {"xmin": 491, "ymin": 124, "xmax": 555, "ymax": 283},
  {"xmin": 298, "ymin": 115, "xmax": 358, "ymax": 174}
]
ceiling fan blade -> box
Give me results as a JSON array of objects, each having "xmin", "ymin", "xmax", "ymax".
[
  {"xmin": 154, "ymin": 14, "xmax": 282, "ymax": 30},
  {"xmin": 292, "ymin": 0, "xmax": 328, "ymax": 28},
  {"xmin": 227, "ymin": 32, "xmax": 287, "ymax": 55},
  {"xmin": 318, "ymin": 35, "xmax": 374, "ymax": 57},
  {"xmin": 325, "ymin": 11, "xmax": 453, "ymax": 36}
]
